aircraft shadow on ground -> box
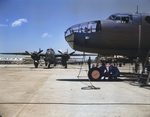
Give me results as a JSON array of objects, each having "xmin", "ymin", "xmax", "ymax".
[
  {"xmin": 52, "ymin": 66, "xmax": 81, "ymax": 69},
  {"xmin": 29, "ymin": 67, "xmax": 55, "ymax": 69},
  {"xmin": 57, "ymin": 78, "xmax": 150, "ymax": 90},
  {"xmin": 43, "ymin": 67, "xmax": 54, "ymax": 69},
  {"xmin": 56, "ymin": 78, "xmax": 137, "ymax": 82}
]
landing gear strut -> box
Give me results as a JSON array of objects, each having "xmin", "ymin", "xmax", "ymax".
[{"xmin": 34, "ymin": 60, "xmax": 39, "ymax": 68}]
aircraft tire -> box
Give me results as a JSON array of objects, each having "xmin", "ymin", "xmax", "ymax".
[
  {"xmin": 34, "ymin": 63, "xmax": 38, "ymax": 68},
  {"xmin": 48, "ymin": 62, "xmax": 51, "ymax": 68},
  {"xmin": 54, "ymin": 63, "xmax": 56, "ymax": 66},
  {"xmin": 65, "ymin": 64, "xmax": 67, "ymax": 68},
  {"xmin": 88, "ymin": 67, "xmax": 102, "ymax": 81}
]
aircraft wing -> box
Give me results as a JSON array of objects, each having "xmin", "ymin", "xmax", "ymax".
[
  {"xmin": 0, "ymin": 52, "xmax": 45, "ymax": 56},
  {"xmin": 0, "ymin": 52, "xmax": 97, "ymax": 57},
  {"xmin": 69, "ymin": 53, "xmax": 97, "ymax": 56},
  {"xmin": 0, "ymin": 52, "xmax": 29, "ymax": 55},
  {"xmin": 55, "ymin": 55, "xmax": 63, "ymax": 57},
  {"xmin": 38, "ymin": 53, "xmax": 46, "ymax": 56},
  {"xmin": 55, "ymin": 53, "xmax": 97, "ymax": 57}
]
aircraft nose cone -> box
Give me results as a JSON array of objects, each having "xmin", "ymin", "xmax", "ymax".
[
  {"xmin": 65, "ymin": 20, "xmax": 101, "ymax": 50},
  {"xmin": 65, "ymin": 31, "xmax": 74, "ymax": 49}
]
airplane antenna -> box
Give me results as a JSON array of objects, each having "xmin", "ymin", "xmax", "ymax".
[{"xmin": 136, "ymin": 5, "xmax": 138, "ymax": 14}]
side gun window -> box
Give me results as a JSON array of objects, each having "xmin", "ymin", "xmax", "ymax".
[
  {"xmin": 108, "ymin": 14, "xmax": 133, "ymax": 24},
  {"xmin": 120, "ymin": 15, "xmax": 132, "ymax": 24}
]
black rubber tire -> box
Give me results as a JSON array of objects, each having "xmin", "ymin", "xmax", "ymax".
[
  {"xmin": 88, "ymin": 67, "xmax": 102, "ymax": 81},
  {"xmin": 48, "ymin": 64, "xmax": 50, "ymax": 68},
  {"xmin": 54, "ymin": 62, "xmax": 56, "ymax": 66},
  {"xmin": 34, "ymin": 63, "xmax": 38, "ymax": 68},
  {"xmin": 65, "ymin": 64, "xmax": 67, "ymax": 68}
]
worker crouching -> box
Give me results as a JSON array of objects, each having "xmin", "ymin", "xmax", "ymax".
[{"xmin": 108, "ymin": 65, "xmax": 120, "ymax": 80}]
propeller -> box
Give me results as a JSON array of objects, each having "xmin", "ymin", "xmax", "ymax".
[
  {"xmin": 25, "ymin": 49, "xmax": 43, "ymax": 59},
  {"xmin": 58, "ymin": 50, "xmax": 75, "ymax": 56},
  {"xmin": 58, "ymin": 50, "xmax": 75, "ymax": 61}
]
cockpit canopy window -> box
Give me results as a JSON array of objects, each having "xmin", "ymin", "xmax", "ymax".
[
  {"xmin": 145, "ymin": 16, "xmax": 150, "ymax": 24},
  {"xmin": 65, "ymin": 20, "xmax": 101, "ymax": 37}
]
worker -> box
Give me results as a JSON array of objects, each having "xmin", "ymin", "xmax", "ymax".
[
  {"xmin": 99, "ymin": 63, "xmax": 107, "ymax": 79},
  {"xmin": 88, "ymin": 57, "xmax": 91, "ymax": 70},
  {"xmin": 108, "ymin": 65, "xmax": 120, "ymax": 80}
]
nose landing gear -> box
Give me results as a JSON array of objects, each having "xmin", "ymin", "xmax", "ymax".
[{"xmin": 88, "ymin": 67, "xmax": 102, "ymax": 81}]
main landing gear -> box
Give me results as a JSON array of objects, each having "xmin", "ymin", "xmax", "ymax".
[
  {"xmin": 48, "ymin": 62, "xmax": 50, "ymax": 68},
  {"xmin": 34, "ymin": 60, "xmax": 39, "ymax": 68},
  {"xmin": 88, "ymin": 54, "xmax": 103, "ymax": 81},
  {"xmin": 88, "ymin": 67, "xmax": 119, "ymax": 81}
]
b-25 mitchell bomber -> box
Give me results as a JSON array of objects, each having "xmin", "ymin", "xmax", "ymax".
[
  {"xmin": 65, "ymin": 12, "xmax": 150, "ymax": 81},
  {"xmin": 0, "ymin": 48, "xmax": 57, "ymax": 68},
  {"xmin": 0, "ymin": 48, "xmax": 72, "ymax": 68},
  {"xmin": 0, "ymin": 48, "xmax": 96, "ymax": 68}
]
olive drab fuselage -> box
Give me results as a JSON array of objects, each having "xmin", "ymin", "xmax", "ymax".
[
  {"xmin": 65, "ymin": 13, "xmax": 150, "ymax": 59},
  {"xmin": 44, "ymin": 48, "xmax": 56, "ymax": 65}
]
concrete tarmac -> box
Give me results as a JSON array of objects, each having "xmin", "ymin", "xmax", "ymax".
[{"xmin": 0, "ymin": 64, "xmax": 150, "ymax": 117}]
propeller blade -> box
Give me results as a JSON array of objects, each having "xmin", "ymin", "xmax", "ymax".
[
  {"xmin": 58, "ymin": 50, "xmax": 63, "ymax": 55},
  {"xmin": 37, "ymin": 50, "xmax": 43, "ymax": 55},
  {"xmin": 25, "ymin": 51, "xmax": 31, "ymax": 55},
  {"xmin": 69, "ymin": 51, "xmax": 75, "ymax": 56}
]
